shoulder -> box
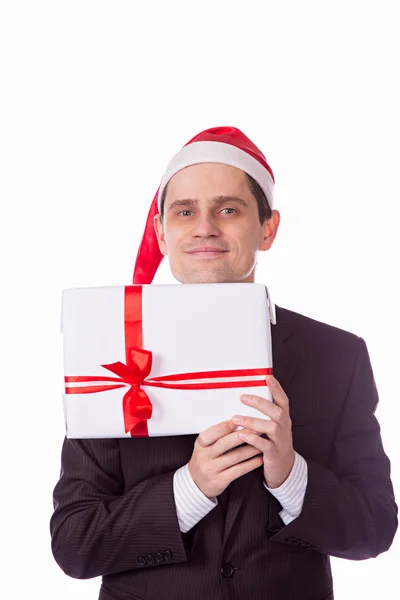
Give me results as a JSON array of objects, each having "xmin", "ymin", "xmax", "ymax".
[{"xmin": 275, "ymin": 304, "xmax": 362, "ymax": 354}]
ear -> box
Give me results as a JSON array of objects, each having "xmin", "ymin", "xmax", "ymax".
[
  {"xmin": 259, "ymin": 209, "xmax": 280, "ymax": 252},
  {"xmin": 154, "ymin": 214, "xmax": 168, "ymax": 256}
]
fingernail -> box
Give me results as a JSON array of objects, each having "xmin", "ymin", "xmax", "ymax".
[
  {"xmin": 238, "ymin": 432, "xmax": 251, "ymax": 442},
  {"xmin": 232, "ymin": 415, "xmax": 244, "ymax": 424},
  {"xmin": 267, "ymin": 376, "xmax": 275, "ymax": 386},
  {"xmin": 241, "ymin": 395, "xmax": 250, "ymax": 403}
]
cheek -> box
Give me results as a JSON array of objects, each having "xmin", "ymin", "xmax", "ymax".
[
  {"xmin": 164, "ymin": 228, "xmax": 185, "ymax": 255},
  {"xmin": 235, "ymin": 228, "xmax": 260, "ymax": 255}
]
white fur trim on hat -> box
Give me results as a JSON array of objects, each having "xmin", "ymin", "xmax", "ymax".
[{"xmin": 158, "ymin": 141, "xmax": 274, "ymax": 210}]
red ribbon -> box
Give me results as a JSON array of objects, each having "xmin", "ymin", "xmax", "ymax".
[{"xmin": 65, "ymin": 286, "xmax": 272, "ymax": 437}]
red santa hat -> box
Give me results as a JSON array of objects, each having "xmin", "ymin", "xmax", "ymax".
[{"xmin": 132, "ymin": 126, "xmax": 275, "ymax": 284}]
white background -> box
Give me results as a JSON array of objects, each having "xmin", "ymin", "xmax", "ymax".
[{"xmin": 1, "ymin": 2, "xmax": 399, "ymax": 598}]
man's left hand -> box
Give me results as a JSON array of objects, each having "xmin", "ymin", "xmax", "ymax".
[{"xmin": 232, "ymin": 375, "xmax": 295, "ymax": 489}]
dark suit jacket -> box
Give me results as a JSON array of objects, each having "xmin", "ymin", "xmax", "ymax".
[{"xmin": 50, "ymin": 305, "xmax": 398, "ymax": 600}]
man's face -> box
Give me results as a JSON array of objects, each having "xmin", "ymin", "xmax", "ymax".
[{"xmin": 154, "ymin": 163, "xmax": 280, "ymax": 284}]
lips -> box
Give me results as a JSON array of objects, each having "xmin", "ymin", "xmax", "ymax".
[
  {"xmin": 187, "ymin": 247, "xmax": 228, "ymax": 254},
  {"xmin": 186, "ymin": 248, "xmax": 228, "ymax": 257}
]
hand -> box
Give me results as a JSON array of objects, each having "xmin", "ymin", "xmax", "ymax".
[
  {"xmin": 188, "ymin": 420, "xmax": 264, "ymax": 498},
  {"xmin": 232, "ymin": 375, "xmax": 295, "ymax": 489}
]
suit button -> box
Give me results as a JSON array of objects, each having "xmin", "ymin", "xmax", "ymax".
[
  {"xmin": 136, "ymin": 556, "xmax": 146, "ymax": 566},
  {"xmin": 146, "ymin": 554, "xmax": 155, "ymax": 564},
  {"xmin": 285, "ymin": 536, "xmax": 297, "ymax": 544},
  {"xmin": 163, "ymin": 550, "xmax": 172, "ymax": 561},
  {"xmin": 221, "ymin": 563, "xmax": 235, "ymax": 578},
  {"xmin": 300, "ymin": 542, "xmax": 309, "ymax": 549},
  {"xmin": 155, "ymin": 552, "xmax": 164, "ymax": 563}
]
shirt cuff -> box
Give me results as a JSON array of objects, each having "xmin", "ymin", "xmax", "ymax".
[
  {"xmin": 173, "ymin": 464, "xmax": 218, "ymax": 533},
  {"xmin": 263, "ymin": 451, "xmax": 308, "ymax": 524}
]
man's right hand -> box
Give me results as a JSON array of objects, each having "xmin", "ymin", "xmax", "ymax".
[{"xmin": 188, "ymin": 420, "xmax": 264, "ymax": 498}]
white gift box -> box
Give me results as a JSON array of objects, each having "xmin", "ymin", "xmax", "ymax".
[{"xmin": 61, "ymin": 283, "xmax": 275, "ymax": 438}]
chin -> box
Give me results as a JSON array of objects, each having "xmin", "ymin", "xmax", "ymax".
[{"xmin": 173, "ymin": 267, "xmax": 250, "ymax": 285}]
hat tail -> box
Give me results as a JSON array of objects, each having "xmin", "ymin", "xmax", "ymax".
[{"xmin": 132, "ymin": 190, "xmax": 164, "ymax": 284}]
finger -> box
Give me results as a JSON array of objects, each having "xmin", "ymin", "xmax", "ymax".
[
  {"xmin": 211, "ymin": 428, "xmax": 259, "ymax": 458},
  {"xmin": 238, "ymin": 430, "xmax": 274, "ymax": 451},
  {"xmin": 241, "ymin": 379, "xmax": 289, "ymax": 416},
  {"xmin": 237, "ymin": 396, "xmax": 283, "ymax": 421},
  {"xmin": 232, "ymin": 416, "xmax": 283, "ymax": 437},
  {"xmin": 223, "ymin": 454, "xmax": 265, "ymax": 483},
  {"xmin": 218, "ymin": 443, "xmax": 263, "ymax": 471},
  {"xmin": 196, "ymin": 420, "xmax": 236, "ymax": 448},
  {"xmin": 221, "ymin": 429, "xmax": 262, "ymax": 454},
  {"xmin": 239, "ymin": 394, "xmax": 283, "ymax": 421},
  {"xmin": 266, "ymin": 375, "xmax": 289, "ymax": 410},
  {"xmin": 232, "ymin": 422, "xmax": 264, "ymax": 436}
]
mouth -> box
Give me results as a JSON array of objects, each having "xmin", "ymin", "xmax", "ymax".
[{"xmin": 186, "ymin": 248, "xmax": 229, "ymax": 258}]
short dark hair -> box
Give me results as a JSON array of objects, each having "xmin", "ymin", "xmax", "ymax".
[{"xmin": 159, "ymin": 173, "xmax": 272, "ymax": 225}]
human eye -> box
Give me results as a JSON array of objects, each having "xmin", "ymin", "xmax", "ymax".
[
  {"xmin": 177, "ymin": 210, "xmax": 193, "ymax": 217},
  {"xmin": 220, "ymin": 207, "xmax": 237, "ymax": 214}
]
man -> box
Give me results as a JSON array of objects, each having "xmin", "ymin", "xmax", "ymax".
[{"xmin": 51, "ymin": 126, "xmax": 397, "ymax": 600}]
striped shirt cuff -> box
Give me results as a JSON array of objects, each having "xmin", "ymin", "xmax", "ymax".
[
  {"xmin": 173, "ymin": 464, "xmax": 218, "ymax": 533},
  {"xmin": 263, "ymin": 451, "xmax": 308, "ymax": 525}
]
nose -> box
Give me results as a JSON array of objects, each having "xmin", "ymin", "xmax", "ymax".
[{"xmin": 191, "ymin": 213, "xmax": 221, "ymax": 238}]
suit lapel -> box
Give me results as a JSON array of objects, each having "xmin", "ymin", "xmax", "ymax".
[
  {"xmin": 270, "ymin": 305, "xmax": 298, "ymax": 393},
  {"xmin": 222, "ymin": 305, "xmax": 297, "ymax": 546}
]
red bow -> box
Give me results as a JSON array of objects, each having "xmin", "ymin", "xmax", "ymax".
[{"xmin": 101, "ymin": 347, "xmax": 153, "ymax": 435}]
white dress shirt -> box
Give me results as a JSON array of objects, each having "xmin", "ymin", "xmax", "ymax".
[{"xmin": 173, "ymin": 451, "xmax": 308, "ymax": 533}]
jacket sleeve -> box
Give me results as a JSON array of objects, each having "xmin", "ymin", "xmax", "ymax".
[
  {"xmin": 50, "ymin": 437, "xmax": 190, "ymax": 579},
  {"xmin": 269, "ymin": 337, "xmax": 398, "ymax": 559}
]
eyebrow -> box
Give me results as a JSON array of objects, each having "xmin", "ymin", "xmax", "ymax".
[{"xmin": 167, "ymin": 195, "xmax": 249, "ymax": 212}]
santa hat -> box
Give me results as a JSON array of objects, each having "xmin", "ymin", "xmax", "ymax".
[{"xmin": 132, "ymin": 126, "xmax": 275, "ymax": 284}]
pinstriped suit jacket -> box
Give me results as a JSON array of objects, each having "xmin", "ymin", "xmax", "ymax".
[{"xmin": 50, "ymin": 305, "xmax": 398, "ymax": 600}]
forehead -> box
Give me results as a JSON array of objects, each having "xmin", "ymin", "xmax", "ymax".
[{"xmin": 165, "ymin": 163, "xmax": 250, "ymax": 202}]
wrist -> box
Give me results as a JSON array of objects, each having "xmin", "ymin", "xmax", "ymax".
[
  {"xmin": 265, "ymin": 474, "xmax": 289, "ymax": 489},
  {"xmin": 264, "ymin": 452, "xmax": 295, "ymax": 489}
]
